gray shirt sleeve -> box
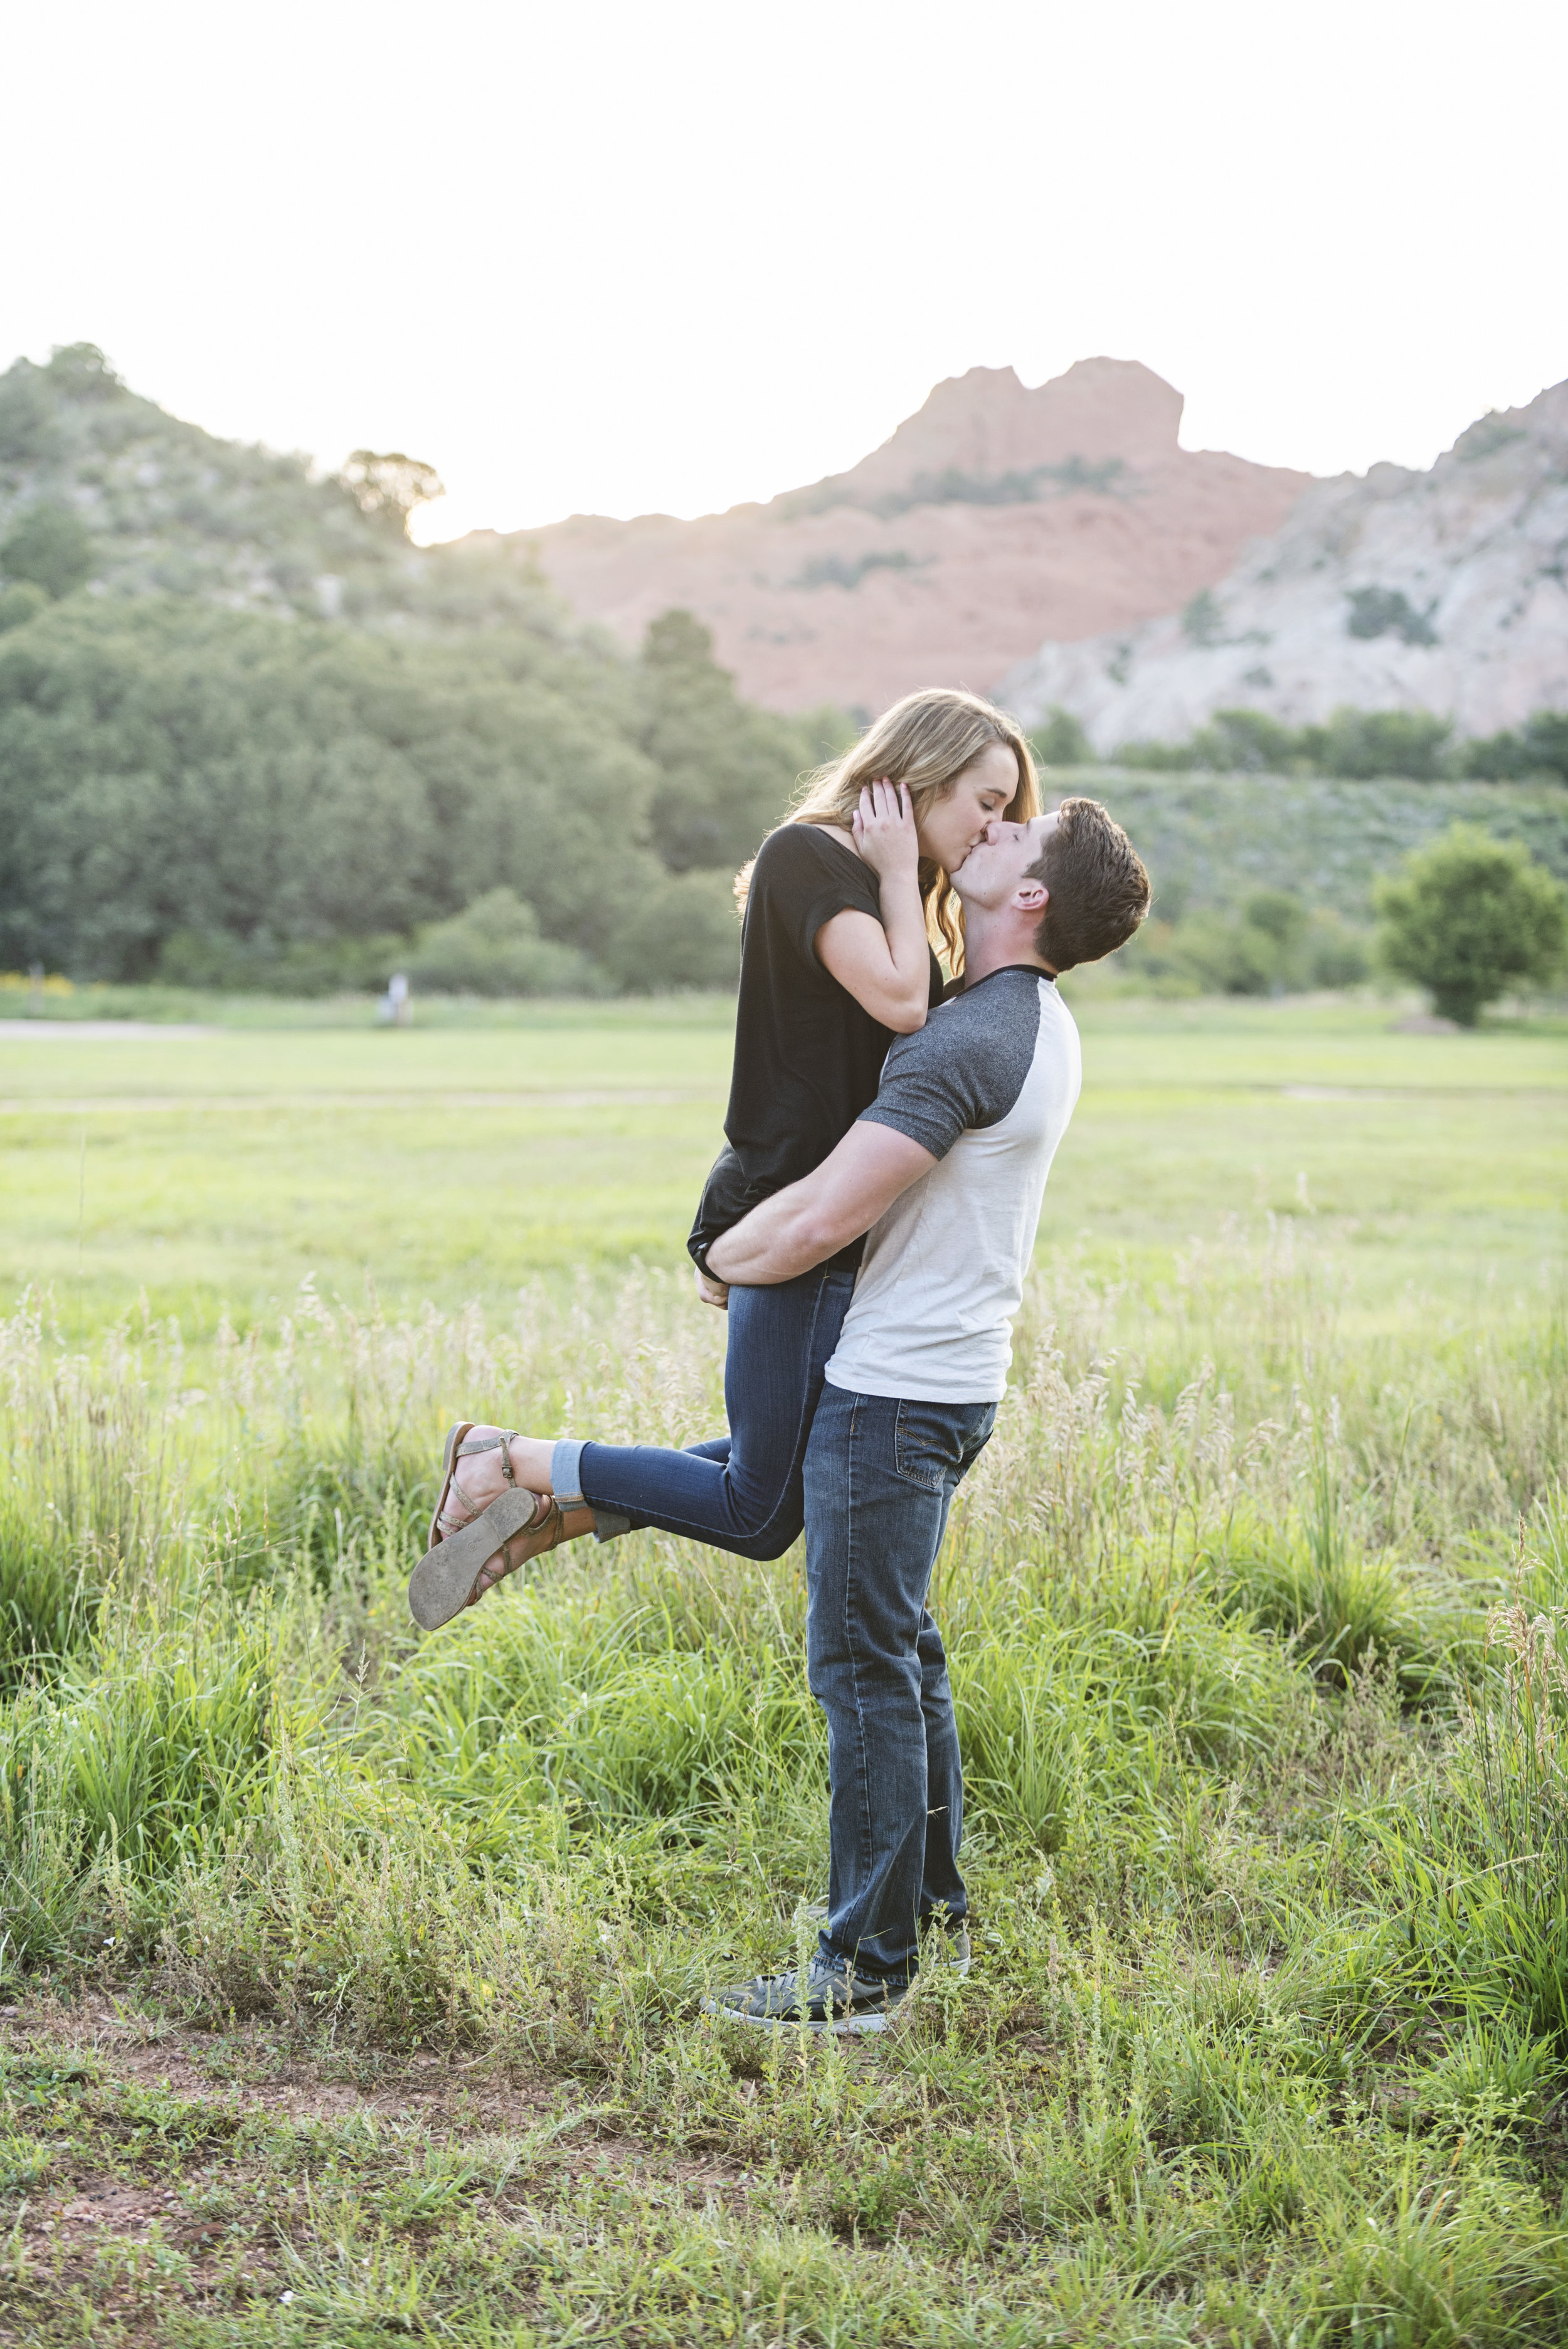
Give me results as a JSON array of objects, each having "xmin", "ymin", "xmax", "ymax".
[{"xmin": 858, "ymin": 970, "xmax": 1044, "ymax": 1160}]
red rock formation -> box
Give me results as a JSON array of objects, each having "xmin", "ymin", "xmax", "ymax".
[{"xmin": 481, "ymin": 359, "xmax": 1311, "ymax": 713}]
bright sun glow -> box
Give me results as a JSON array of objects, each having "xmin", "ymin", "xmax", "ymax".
[{"xmin": 3, "ymin": 0, "xmax": 1565, "ymax": 535}]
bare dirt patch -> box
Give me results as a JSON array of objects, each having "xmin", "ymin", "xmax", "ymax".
[
  {"xmin": 1, "ymin": 1994, "xmax": 564, "ymax": 2134},
  {"xmin": 0, "ymin": 1989, "xmax": 759, "ymax": 2217}
]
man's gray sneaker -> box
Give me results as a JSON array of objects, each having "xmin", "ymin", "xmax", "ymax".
[
  {"xmin": 704, "ymin": 1956, "xmax": 906, "ymax": 2035},
  {"xmin": 704, "ymin": 1932, "xmax": 971, "ymax": 2035}
]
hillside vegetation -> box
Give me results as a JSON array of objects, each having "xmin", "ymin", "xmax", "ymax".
[
  {"xmin": 0, "ymin": 597, "xmax": 832, "ymax": 992},
  {"xmin": 0, "ymin": 342, "xmax": 550, "ymax": 631},
  {"xmin": 3, "ymin": 342, "xmax": 1565, "ymax": 1004},
  {"xmin": 0, "ymin": 348, "xmax": 844, "ymax": 991},
  {"xmin": 1044, "ymin": 765, "xmax": 1568, "ymax": 999}
]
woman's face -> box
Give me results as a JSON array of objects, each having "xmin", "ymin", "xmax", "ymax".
[{"xmin": 916, "ymin": 741, "xmax": 1020, "ymax": 872}]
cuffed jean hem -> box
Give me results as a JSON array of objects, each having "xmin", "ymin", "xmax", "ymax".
[{"xmin": 551, "ymin": 1439, "xmax": 630, "ymax": 1544}]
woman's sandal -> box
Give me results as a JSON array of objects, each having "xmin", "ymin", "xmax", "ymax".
[{"xmin": 407, "ymin": 1423, "xmax": 564, "ymax": 1631}]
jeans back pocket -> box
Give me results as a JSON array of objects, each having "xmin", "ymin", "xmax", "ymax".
[{"xmin": 893, "ymin": 1398, "xmax": 998, "ymax": 1492}]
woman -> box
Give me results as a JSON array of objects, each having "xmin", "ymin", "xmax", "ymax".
[{"xmin": 409, "ymin": 687, "xmax": 1039, "ymax": 1630}]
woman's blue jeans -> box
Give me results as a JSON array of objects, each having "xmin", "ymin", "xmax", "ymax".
[
  {"xmin": 553, "ymin": 1267, "xmax": 857, "ymax": 1562},
  {"xmin": 803, "ymin": 1383, "xmax": 997, "ymax": 1985}
]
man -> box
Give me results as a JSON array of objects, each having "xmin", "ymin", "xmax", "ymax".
[{"xmin": 701, "ymin": 797, "xmax": 1151, "ymax": 2030}]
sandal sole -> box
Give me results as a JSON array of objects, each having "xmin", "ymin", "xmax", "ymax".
[{"xmin": 408, "ymin": 1487, "xmax": 546, "ymax": 1631}]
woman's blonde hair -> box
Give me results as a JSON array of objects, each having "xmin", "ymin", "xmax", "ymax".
[{"xmin": 739, "ymin": 688, "xmax": 1039, "ymax": 972}]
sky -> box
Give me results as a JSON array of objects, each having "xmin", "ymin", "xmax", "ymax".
[{"xmin": 3, "ymin": 0, "xmax": 1565, "ymax": 542}]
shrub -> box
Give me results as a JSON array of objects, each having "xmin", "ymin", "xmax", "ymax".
[
  {"xmin": 0, "ymin": 503, "xmax": 95, "ymax": 600},
  {"xmin": 1164, "ymin": 889, "xmax": 1337, "ymax": 996},
  {"xmin": 1032, "ymin": 706, "xmax": 1093, "ymax": 768},
  {"xmin": 1375, "ymin": 823, "xmax": 1567, "ymax": 1024},
  {"xmin": 1463, "ymin": 709, "xmax": 1568, "ymax": 783},
  {"xmin": 601, "ymin": 869, "xmax": 742, "ymax": 990},
  {"xmin": 1315, "ymin": 705, "xmax": 1451, "ymax": 780},
  {"xmin": 403, "ymin": 889, "xmax": 605, "ymax": 997},
  {"xmin": 1345, "ymin": 587, "xmax": 1439, "ymax": 647},
  {"xmin": 0, "ymin": 583, "xmax": 47, "ymax": 634},
  {"xmin": 1194, "ymin": 708, "xmax": 1303, "ymax": 773},
  {"xmin": 156, "ymin": 928, "xmax": 417, "ymax": 995},
  {"xmin": 1115, "ymin": 703, "xmax": 1456, "ymax": 780}
]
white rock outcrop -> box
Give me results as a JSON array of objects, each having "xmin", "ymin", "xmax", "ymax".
[{"xmin": 999, "ymin": 383, "xmax": 1568, "ymax": 746}]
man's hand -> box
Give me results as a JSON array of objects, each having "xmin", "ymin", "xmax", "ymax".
[
  {"xmin": 694, "ymin": 1266, "xmax": 730, "ymax": 1311},
  {"xmin": 706, "ymin": 1120, "xmax": 936, "ymax": 1286}
]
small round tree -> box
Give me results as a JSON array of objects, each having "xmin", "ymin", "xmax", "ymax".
[{"xmin": 1375, "ymin": 823, "xmax": 1567, "ymax": 1025}]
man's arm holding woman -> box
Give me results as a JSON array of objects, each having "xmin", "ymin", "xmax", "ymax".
[{"xmin": 703, "ymin": 1121, "xmax": 935, "ymax": 1291}]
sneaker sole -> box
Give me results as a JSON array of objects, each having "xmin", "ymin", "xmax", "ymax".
[{"xmin": 701, "ymin": 1998, "xmax": 896, "ymax": 2035}]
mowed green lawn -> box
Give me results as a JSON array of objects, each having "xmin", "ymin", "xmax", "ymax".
[{"xmin": 1, "ymin": 993, "xmax": 1563, "ymax": 1344}]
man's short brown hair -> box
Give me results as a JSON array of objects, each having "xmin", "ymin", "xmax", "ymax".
[{"xmin": 1028, "ymin": 797, "xmax": 1151, "ymax": 970}]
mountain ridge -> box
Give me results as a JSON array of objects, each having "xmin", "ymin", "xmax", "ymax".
[{"xmin": 484, "ymin": 359, "xmax": 1311, "ymax": 714}]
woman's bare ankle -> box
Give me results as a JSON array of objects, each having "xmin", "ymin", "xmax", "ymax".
[{"xmin": 507, "ymin": 1434, "xmax": 554, "ymax": 1491}]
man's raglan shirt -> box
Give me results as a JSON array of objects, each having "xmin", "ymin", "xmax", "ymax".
[{"xmin": 822, "ymin": 966, "xmax": 1082, "ymax": 1404}]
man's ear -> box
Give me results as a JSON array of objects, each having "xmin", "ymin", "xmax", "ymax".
[{"xmin": 1013, "ymin": 879, "xmax": 1048, "ymax": 914}]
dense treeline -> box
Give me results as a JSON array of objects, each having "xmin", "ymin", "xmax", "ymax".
[
  {"xmin": 3, "ymin": 342, "xmax": 1565, "ymax": 1002},
  {"xmin": 0, "ymin": 598, "xmax": 837, "ymax": 990},
  {"xmin": 0, "ymin": 344, "xmax": 846, "ymax": 992},
  {"xmin": 1034, "ymin": 703, "xmax": 1568, "ymax": 783}
]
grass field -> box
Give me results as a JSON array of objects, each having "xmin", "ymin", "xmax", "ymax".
[
  {"xmin": 3, "ymin": 990, "xmax": 1562, "ymax": 1342},
  {"xmin": 1, "ymin": 990, "xmax": 1567, "ymax": 2345}
]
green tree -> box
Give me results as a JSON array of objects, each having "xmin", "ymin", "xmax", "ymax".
[
  {"xmin": 1, "ymin": 503, "xmax": 95, "ymax": 599},
  {"xmin": 1345, "ymin": 586, "xmax": 1439, "ymax": 647},
  {"xmin": 1463, "ymin": 710, "xmax": 1568, "ymax": 783},
  {"xmin": 1318, "ymin": 706, "xmax": 1452, "ymax": 780},
  {"xmin": 337, "ymin": 450, "xmax": 445, "ymax": 537},
  {"xmin": 1375, "ymin": 824, "xmax": 1567, "ymax": 1025},
  {"xmin": 637, "ymin": 610, "xmax": 810, "ymax": 874},
  {"xmin": 0, "ymin": 598, "xmax": 666, "ymax": 984},
  {"xmin": 1032, "ymin": 707, "xmax": 1093, "ymax": 767},
  {"xmin": 0, "ymin": 583, "xmax": 48, "ymax": 633},
  {"xmin": 0, "ymin": 366, "xmax": 58, "ymax": 464},
  {"xmin": 601, "ymin": 869, "xmax": 741, "ymax": 990},
  {"xmin": 43, "ymin": 342, "xmax": 121, "ymax": 398},
  {"xmin": 1192, "ymin": 709, "xmax": 1301, "ymax": 773}
]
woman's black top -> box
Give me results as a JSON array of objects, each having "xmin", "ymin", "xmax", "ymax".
[{"xmin": 687, "ymin": 824, "xmax": 944, "ymax": 1275}]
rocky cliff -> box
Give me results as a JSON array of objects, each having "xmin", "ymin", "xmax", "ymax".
[
  {"xmin": 496, "ymin": 359, "xmax": 1310, "ymax": 714},
  {"xmin": 1000, "ymin": 381, "xmax": 1568, "ymax": 747}
]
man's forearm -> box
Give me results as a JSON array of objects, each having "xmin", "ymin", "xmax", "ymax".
[
  {"xmin": 705, "ymin": 1182, "xmax": 842, "ymax": 1286},
  {"xmin": 704, "ymin": 1120, "xmax": 937, "ymax": 1288}
]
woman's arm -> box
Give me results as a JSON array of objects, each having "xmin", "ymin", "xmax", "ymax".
[{"xmin": 814, "ymin": 782, "xmax": 930, "ymax": 1033}]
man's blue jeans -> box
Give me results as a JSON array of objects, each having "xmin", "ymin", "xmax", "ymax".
[
  {"xmin": 803, "ymin": 1382, "xmax": 997, "ymax": 1985},
  {"xmin": 556, "ymin": 1267, "xmax": 856, "ymax": 1562}
]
